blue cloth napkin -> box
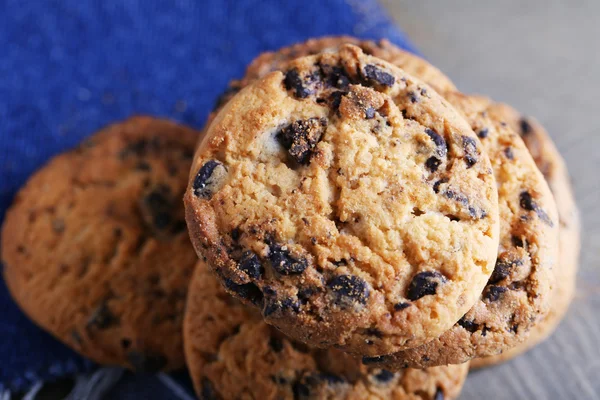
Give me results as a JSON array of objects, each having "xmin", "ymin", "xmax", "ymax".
[{"xmin": 0, "ymin": 0, "xmax": 415, "ymax": 396}]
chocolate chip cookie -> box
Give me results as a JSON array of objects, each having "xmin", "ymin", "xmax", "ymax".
[
  {"xmin": 364, "ymin": 93, "xmax": 559, "ymax": 368},
  {"xmin": 470, "ymin": 108, "xmax": 580, "ymax": 368},
  {"xmin": 184, "ymin": 45, "xmax": 500, "ymax": 356},
  {"xmin": 184, "ymin": 259, "xmax": 470, "ymax": 400},
  {"xmin": 1, "ymin": 117, "xmax": 199, "ymax": 372}
]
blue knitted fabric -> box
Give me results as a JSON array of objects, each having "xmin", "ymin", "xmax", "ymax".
[{"xmin": 0, "ymin": 0, "xmax": 415, "ymax": 395}]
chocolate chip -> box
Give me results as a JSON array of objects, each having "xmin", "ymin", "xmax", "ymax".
[
  {"xmin": 277, "ymin": 118, "xmax": 327, "ymax": 164},
  {"xmin": 433, "ymin": 178, "xmax": 448, "ymax": 194},
  {"xmin": 238, "ymin": 251, "xmax": 264, "ymax": 279},
  {"xmin": 425, "ymin": 128, "xmax": 447, "ymax": 157},
  {"xmin": 484, "ymin": 285, "xmax": 508, "ymax": 302},
  {"xmin": 407, "ymin": 271, "xmax": 446, "ymax": 300},
  {"xmin": 268, "ymin": 242, "xmax": 308, "ymax": 275},
  {"xmin": 462, "ymin": 136, "xmax": 478, "ymax": 167},
  {"xmin": 519, "ymin": 118, "xmax": 532, "ymax": 135},
  {"xmin": 327, "ymin": 275, "xmax": 370, "ymax": 307},
  {"xmin": 330, "ymin": 90, "xmax": 346, "ymax": 112},
  {"xmin": 141, "ymin": 186, "xmax": 173, "ymax": 231},
  {"xmin": 362, "ymin": 355, "xmax": 387, "ymax": 365},
  {"xmin": 458, "ymin": 316, "xmax": 479, "ymax": 333},
  {"xmin": 426, "ymin": 156, "xmax": 441, "ymax": 172},
  {"xmin": 490, "ymin": 257, "xmax": 523, "ymax": 284},
  {"xmin": 477, "ymin": 128, "xmax": 489, "ymax": 139},
  {"xmin": 434, "ymin": 387, "xmax": 445, "ymax": 400},
  {"xmin": 373, "ymin": 369, "xmax": 395, "ymax": 383},
  {"xmin": 519, "ymin": 191, "xmax": 553, "ymax": 226},
  {"xmin": 200, "ymin": 377, "xmax": 218, "ymax": 400},
  {"xmin": 320, "ymin": 65, "xmax": 351, "ymax": 89},
  {"xmin": 408, "ymin": 91, "xmax": 418, "ymax": 103},
  {"xmin": 126, "ymin": 351, "xmax": 167, "ymax": 373},
  {"xmin": 193, "ymin": 160, "xmax": 228, "ymax": 198},
  {"xmin": 284, "ymin": 69, "xmax": 313, "ymax": 98},
  {"xmin": 363, "ymin": 64, "xmax": 395, "ymax": 87},
  {"xmin": 263, "ymin": 297, "xmax": 300, "ymax": 317},
  {"xmin": 365, "ymin": 328, "xmax": 383, "ymax": 338},
  {"xmin": 394, "ymin": 302, "xmax": 411, "ymax": 311},
  {"xmin": 504, "ymin": 147, "xmax": 514, "ymax": 160},
  {"xmin": 223, "ymin": 279, "xmax": 263, "ymax": 306},
  {"xmin": 293, "ymin": 381, "xmax": 310, "ymax": 398},
  {"xmin": 365, "ymin": 106, "xmax": 376, "ymax": 119},
  {"xmin": 231, "ymin": 228, "xmax": 241, "ymax": 241},
  {"xmin": 269, "ymin": 336, "xmax": 284, "ymax": 352},
  {"xmin": 87, "ymin": 303, "xmax": 118, "ymax": 330}
]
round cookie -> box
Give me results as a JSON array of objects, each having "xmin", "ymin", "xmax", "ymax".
[
  {"xmin": 1, "ymin": 117, "xmax": 199, "ymax": 372},
  {"xmin": 364, "ymin": 93, "xmax": 559, "ymax": 368},
  {"xmin": 184, "ymin": 44, "xmax": 500, "ymax": 356},
  {"xmin": 470, "ymin": 107, "xmax": 580, "ymax": 368},
  {"xmin": 212, "ymin": 36, "xmax": 456, "ymax": 119},
  {"xmin": 184, "ymin": 259, "xmax": 470, "ymax": 400}
]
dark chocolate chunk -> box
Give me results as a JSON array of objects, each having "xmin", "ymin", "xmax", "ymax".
[
  {"xmin": 519, "ymin": 191, "xmax": 553, "ymax": 226},
  {"xmin": 141, "ymin": 186, "xmax": 173, "ymax": 231},
  {"xmin": 330, "ymin": 90, "xmax": 346, "ymax": 112},
  {"xmin": 365, "ymin": 106, "xmax": 376, "ymax": 119},
  {"xmin": 373, "ymin": 369, "xmax": 395, "ymax": 383},
  {"xmin": 268, "ymin": 242, "xmax": 308, "ymax": 275},
  {"xmin": 433, "ymin": 178, "xmax": 448, "ymax": 194},
  {"xmin": 327, "ymin": 275, "xmax": 370, "ymax": 307},
  {"xmin": 490, "ymin": 257, "xmax": 523, "ymax": 284},
  {"xmin": 457, "ymin": 316, "xmax": 479, "ymax": 333},
  {"xmin": 223, "ymin": 279, "xmax": 263, "ymax": 306},
  {"xmin": 231, "ymin": 228, "xmax": 241, "ymax": 241},
  {"xmin": 362, "ymin": 355, "xmax": 387, "ymax": 365},
  {"xmin": 284, "ymin": 68, "xmax": 313, "ymax": 98},
  {"xmin": 193, "ymin": 160, "xmax": 227, "ymax": 198},
  {"xmin": 426, "ymin": 156, "xmax": 441, "ymax": 172},
  {"xmin": 293, "ymin": 381, "xmax": 310, "ymax": 398},
  {"xmin": 408, "ymin": 91, "xmax": 418, "ymax": 103},
  {"xmin": 462, "ymin": 135, "xmax": 478, "ymax": 167},
  {"xmin": 263, "ymin": 297, "xmax": 300, "ymax": 317},
  {"xmin": 126, "ymin": 351, "xmax": 167, "ymax": 373},
  {"xmin": 320, "ymin": 65, "xmax": 351, "ymax": 89},
  {"xmin": 434, "ymin": 387, "xmax": 445, "ymax": 400},
  {"xmin": 519, "ymin": 118, "xmax": 532, "ymax": 135},
  {"xmin": 477, "ymin": 128, "xmax": 489, "ymax": 139},
  {"xmin": 238, "ymin": 250, "xmax": 264, "ymax": 279},
  {"xmin": 425, "ymin": 128, "xmax": 447, "ymax": 157},
  {"xmin": 269, "ymin": 336, "xmax": 284, "ymax": 352},
  {"xmin": 484, "ymin": 285, "xmax": 508, "ymax": 302},
  {"xmin": 407, "ymin": 271, "xmax": 446, "ymax": 300},
  {"xmin": 200, "ymin": 377, "xmax": 218, "ymax": 400},
  {"xmin": 365, "ymin": 328, "xmax": 383, "ymax": 338},
  {"xmin": 277, "ymin": 118, "xmax": 327, "ymax": 164},
  {"xmin": 394, "ymin": 302, "xmax": 411, "ymax": 311},
  {"xmin": 504, "ymin": 147, "xmax": 514, "ymax": 160},
  {"xmin": 87, "ymin": 303, "xmax": 119, "ymax": 330},
  {"xmin": 363, "ymin": 64, "xmax": 395, "ymax": 87}
]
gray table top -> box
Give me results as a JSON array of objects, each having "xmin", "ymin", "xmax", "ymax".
[{"xmin": 382, "ymin": 1, "xmax": 600, "ymax": 399}]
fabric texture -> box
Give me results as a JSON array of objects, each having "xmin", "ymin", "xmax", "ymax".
[{"xmin": 0, "ymin": 0, "xmax": 415, "ymax": 396}]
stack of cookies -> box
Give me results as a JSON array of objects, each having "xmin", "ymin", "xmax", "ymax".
[{"xmin": 1, "ymin": 37, "xmax": 580, "ymax": 399}]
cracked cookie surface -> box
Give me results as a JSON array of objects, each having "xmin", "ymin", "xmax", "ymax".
[
  {"xmin": 470, "ymin": 106, "xmax": 580, "ymax": 368},
  {"xmin": 367, "ymin": 93, "xmax": 559, "ymax": 368},
  {"xmin": 185, "ymin": 45, "xmax": 500, "ymax": 355},
  {"xmin": 1, "ymin": 117, "xmax": 199, "ymax": 371},
  {"xmin": 184, "ymin": 259, "xmax": 469, "ymax": 400}
]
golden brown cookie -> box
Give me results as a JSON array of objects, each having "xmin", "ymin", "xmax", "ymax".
[
  {"xmin": 364, "ymin": 93, "xmax": 559, "ymax": 368},
  {"xmin": 470, "ymin": 107, "xmax": 580, "ymax": 368},
  {"xmin": 211, "ymin": 36, "xmax": 455, "ymax": 122},
  {"xmin": 1, "ymin": 117, "xmax": 199, "ymax": 372},
  {"xmin": 184, "ymin": 45, "xmax": 500, "ymax": 356},
  {"xmin": 184, "ymin": 259, "xmax": 470, "ymax": 400}
]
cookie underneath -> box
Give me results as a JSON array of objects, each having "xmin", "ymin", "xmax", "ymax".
[
  {"xmin": 184, "ymin": 259, "xmax": 470, "ymax": 400},
  {"xmin": 1, "ymin": 116, "xmax": 199, "ymax": 372}
]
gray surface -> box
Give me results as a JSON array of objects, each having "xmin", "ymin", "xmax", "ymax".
[{"xmin": 382, "ymin": 1, "xmax": 600, "ymax": 399}]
